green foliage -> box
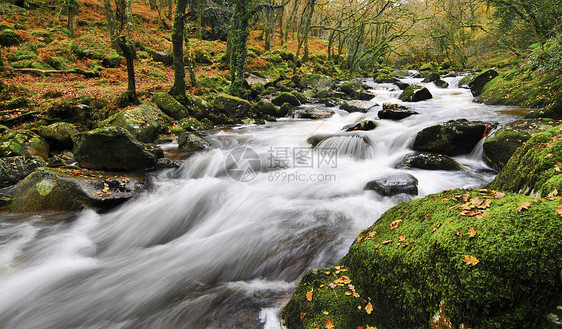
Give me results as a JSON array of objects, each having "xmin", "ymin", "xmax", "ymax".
[{"xmin": 529, "ymin": 39, "xmax": 562, "ymax": 74}]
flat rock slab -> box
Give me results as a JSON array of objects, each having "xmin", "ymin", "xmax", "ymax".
[
  {"xmin": 11, "ymin": 167, "xmax": 150, "ymax": 213},
  {"xmin": 290, "ymin": 107, "xmax": 335, "ymax": 120},
  {"xmin": 364, "ymin": 173, "xmax": 418, "ymax": 196},
  {"xmin": 378, "ymin": 104, "xmax": 419, "ymax": 120}
]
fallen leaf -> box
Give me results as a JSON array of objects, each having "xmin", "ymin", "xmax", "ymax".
[
  {"xmin": 300, "ymin": 313, "xmax": 306, "ymax": 320},
  {"xmin": 545, "ymin": 153, "xmax": 553, "ymax": 159},
  {"xmin": 441, "ymin": 197, "xmax": 449, "ymax": 201},
  {"xmin": 432, "ymin": 222, "xmax": 442, "ymax": 233},
  {"xmin": 390, "ymin": 219, "xmax": 403, "ymax": 230},
  {"xmin": 306, "ymin": 289, "xmax": 313, "ymax": 301},
  {"xmin": 477, "ymin": 199, "xmax": 492, "ymax": 209},
  {"xmin": 462, "ymin": 194, "xmax": 470, "ymax": 202},
  {"xmin": 365, "ymin": 302, "xmax": 373, "ymax": 314},
  {"xmin": 555, "ymin": 205, "xmax": 562, "ymax": 217},
  {"xmin": 345, "ymin": 291, "xmax": 352, "ymax": 295},
  {"xmin": 547, "ymin": 188, "xmax": 559, "ymax": 199},
  {"xmin": 517, "ymin": 201, "xmax": 532, "ymax": 212},
  {"xmin": 398, "ymin": 234, "xmax": 406, "ymax": 242},
  {"xmin": 374, "ymin": 243, "xmax": 380, "ymax": 249},
  {"xmin": 456, "ymin": 231, "xmax": 463, "ymax": 238},
  {"xmin": 323, "ymin": 311, "xmax": 329, "ymax": 315},
  {"xmin": 382, "ymin": 239, "xmax": 393, "ymax": 245},
  {"xmin": 468, "ymin": 227, "xmax": 477, "ymax": 238},
  {"xmin": 463, "ymin": 255, "xmax": 479, "ymax": 266},
  {"xmin": 427, "ymin": 214, "xmax": 432, "ymax": 218},
  {"xmin": 325, "ymin": 318, "xmax": 334, "ymax": 329}
]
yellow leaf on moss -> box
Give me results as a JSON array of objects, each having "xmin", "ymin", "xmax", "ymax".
[
  {"xmin": 468, "ymin": 227, "xmax": 477, "ymax": 238},
  {"xmin": 325, "ymin": 318, "xmax": 334, "ymax": 329},
  {"xmin": 306, "ymin": 289, "xmax": 313, "ymax": 302},
  {"xmin": 517, "ymin": 201, "xmax": 532, "ymax": 212},
  {"xmin": 365, "ymin": 302, "xmax": 373, "ymax": 314},
  {"xmin": 463, "ymin": 255, "xmax": 479, "ymax": 266}
]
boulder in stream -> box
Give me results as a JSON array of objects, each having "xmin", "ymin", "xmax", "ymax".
[
  {"xmin": 307, "ymin": 134, "xmax": 371, "ymax": 159},
  {"xmin": 469, "ymin": 69, "xmax": 498, "ymax": 96},
  {"xmin": 272, "ymin": 92, "xmax": 301, "ymax": 107},
  {"xmin": 378, "ymin": 103, "xmax": 419, "ymax": 120},
  {"xmin": 289, "ymin": 106, "xmax": 335, "ymax": 120},
  {"xmin": 396, "ymin": 152, "xmax": 462, "ymax": 171},
  {"xmin": 152, "ymin": 92, "xmax": 189, "ymax": 120},
  {"xmin": 178, "ymin": 133, "xmax": 212, "ymax": 153},
  {"xmin": 413, "ymin": 119, "xmax": 495, "ymax": 156},
  {"xmin": 342, "ymin": 120, "xmax": 377, "ymax": 132},
  {"xmin": 11, "ymin": 167, "xmax": 150, "ymax": 213},
  {"xmin": 103, "ymin": 103, "xmax": 171, "ymax": 143},
  {"xmin": 364, "ymin": 173, "xmax": 418, "ymax": 196},
  {"xmin": 399, "ymin": 85, "xmax": 433, "ymax": 102}
]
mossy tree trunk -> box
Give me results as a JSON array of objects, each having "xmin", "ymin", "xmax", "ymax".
[
  {"xmin": 184, "ymin": 32, "xmax": 197, "ymax": 87},
  {"xmin": 196, "ymin": 0, "xmax": 203, "ymax": 40},
  {"xmin": 66, "ymin": 0, "xmax": 77, "ymax": 37},
  {"xmin": 169, "ymin": 0, "xmax": 189, "ymax": 103},
  {"xmin": 228, "ymin": 0, "xmax": 250, "ymax": 97}
]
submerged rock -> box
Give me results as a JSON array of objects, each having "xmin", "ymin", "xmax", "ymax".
[
  {"xmin": 413, "ymin": 119, "xmax": 494, "ymax": 156},
  {"xmin": 469, "ymin": 69, "xmax": 498, "ymax": 96},
  {"xmin": 308, "ymin": 134, "xmax": 371, "ymax": 159},
  {"xmin": 342, "ymin": 120, "xmax": 377, "ymax": 132},
  {"xmin": 393, "ymin": 81, "xmax": 410, "ymax": 90},
  {"xmin": 422, "ymin": 72, "xmax": 449, "ymax": 88},
  {"xmin": 11, "ymin": 167, "xmax": 150, "ymax": 213},
  {"xmin": 72, "ymin": 127, "xmax": 163, "ymax": 170},
  {"xmin": 483, "ymin": 118, "xmax": 559, "ymax": 171},
  {"xmin": 290, "ymin": 106, "xmax": 335, "ymax": 120},
  {"xmin": 0, "ymin": 156, "xmax": 45, "ymax": 188},
  {"xmin": 378, "ymin": 103, "xmax": 419, "ymax": 120},
  {"xmin": 399, "ymin": 85, "xmax": 432, "ymax": 102},
  {"xmin": 396, "ymin": 152, "xmax": 462, "ymax": 171},
  {"xmin": 340, "ymin": 102, "xmax": 370, "ymax": 113},
  {"xmin": 364, "ymin": 173, "xmax": 418, "ymax": 196},
  {"xmin": 282, "ymin": 188, "xmax": 562, "ymax": 329},
  {"xmin": 489, "ymin": 124, "xmax": 562, "ymax": 196}
]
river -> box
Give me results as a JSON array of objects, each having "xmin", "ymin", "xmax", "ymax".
[{"xmin": 0, "ymin": 76, "xmax": 522, "ymax": 329}]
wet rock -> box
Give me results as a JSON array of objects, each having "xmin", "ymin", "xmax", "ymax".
[
  {"xmin": 46, "ymin": 151, "xmax": 76, "ymax": 168},
  {"xmin": 396, "ymin": 152, "xmax": 462, "ymax": 171},
  {"xmin": 0, "ymin": 156, "xmax": 45, "ymax": 188},
  {"xmin": 373, "ymin": 73, "xmax": 399, "ymax": 84},
  {"xmin": 399, "ymin": 85, "xmax": 433, "ymax": 102},
  {"xmin": 11, "ymin": 167, "xmax": 150, "ymax": 213},
  {"xmin": 393, "ymin": 82, "xmax": 410, "ymax": 90},
  {"xmin": 155, "ymin": 158, "xmax": 181, "ymax": 169},
  {"xmin": 342, "ymin": 120, "xmax": 377, "ymax": 132},
  {"xmin": 73, "ymin": 127, "xmax": 163, "ymax": 170},
  {"xmin": 469, "ymin": 69, "xmax": 498, "ymax": 96},
  {"xmin": 37, "ymin": 122, "xmax": 79, "ymax": 149},
  {"xmin": 104, "ymin": 103, "xmax": 171, "ymax": 143},
  {"xmin": 340, "ymin": 102, "xmax": 369, "ymax": 113},
  {"xmin": 364, "ymin": 173, "xmax": 418, "ymax": 196},
  {"xmin": 152, "ymin": 92, "xmax": 189, "ymax": 120},
  {"xmin": 378, "ymin": 103, "xmax": 419, "ymax": 120},
  {"xmin": 339, "ymin": 80, "xmax": 374, "ymax": 100},
  {"xmin": 422, "ymin": 72, "xmax": 449, "ymax": 88},
  {"xmin": 272, "ymin": 92, "xmax": 301, "ymax": 107},
  {"xmin": 289, "ymin": 106, "xmax": 335, "ymax": 120},
  {"xmin": 413, "ymin": 119, "xmax": 494, "ymax": 156},
  {"xmin": 178, "ymin": 133, "xmax": 212, "ymax": 152},
  {"xmin": 0, "ymin": 130, "xmax": 50, "ymax": 159},
  {"xmin": 212, "ymin": 93, "xmax": 252, "ymax": 119}
]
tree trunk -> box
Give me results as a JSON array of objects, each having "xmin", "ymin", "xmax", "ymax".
[
  {"xmin": 197, "ymin": 0, "xmax": 203, "ymax": 39},
  {"xmin": 169, "ymin": 0, "xmax": 188, "ymax": 103},
  {"xmin": 67, "ymin": 0, "xmax": 77, "ymax": 37},
  {"xmin": 264, "ymin": 3, "xmax": 274, "ymax": 51},
  {"xmin": 229, "ymin": 0, "xmax": 250, "ymax": 97},
  {"xmin": 184, "ymin": 34, "xmax": 197, "ymax": 87},
  {"xmin": 117, "ymin": 35, "xmax": 139, "ymax": 103}
]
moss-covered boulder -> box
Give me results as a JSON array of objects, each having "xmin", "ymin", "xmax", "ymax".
[
  {"xmin": 101, "ymin": 51, "xmax": 122, "ymax": 68},
  {"xmin": 413, "ymin": 119, "xmax": 494, "ymax": 156},
  {"xmin": 483, "ymin": 118, "xmax": 559, "ymax": 171},
  {"xmin": 37, "ymin": 122, "xmax": 79, "ymax": 149},
  {"xmin": 378, "ymin": 103, "xmax": 419, "ymax": 120},
  {"xmin": 272, "ymin": 92, "xmax": 301, "ymax": 107},
  {"xmin": 152, "ymin": 92, "xmax": 189, "ymax": 120},
  {"xmin": 396, "ymin": 151, "xmax": 463, "ymax": 171},
  {"xmin": 212, "ymin": 93, "xmax": 252, "ymax": 119},
  {"xmin": 11, "ymin": 167, "xmax": 150, "ymax": 213},
  {"xmin": 0, "ymin": 130, "xmax": 50, "ymax": 159},
  {"xmin": 0, "ymin": 156, "xmax": 45, "ymax": 188},
  {"xmin": 399, "ymin": 85, "xmax": 433, "ymax": 102},
  {"xmin": 254, "ymin": 100, "xmax": 279, "ymax": 117},
  {"xmin": 298, "ymin": 74, "xmax": 334, "ymax": 92},
  {"xmin": 374, "ymin": 72, "xmax": 399, "ymax": 83},
  {"xmin": 104, "ymin": 103, "xmax": 171, "ymax": 143},
  {"xmin": 489, "ymin": 125, "xmax": 562, "ymax": 196},
  {"xmin": 282, "ymin": 188, "xmax": 562, "ymax": 329},
  {"xmin": 72, "ymin": 127, "xmax": 163, "ymax": 170},
  {"xmin": 0, "ymin": 29, "xmax": 21, "ymax": 47},
  {"xmin": 469, "ymin": 69, "xmax": 499, "ymax": 96}
]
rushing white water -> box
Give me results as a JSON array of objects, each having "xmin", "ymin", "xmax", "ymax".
[{"xmin": 0, "ymin": 76, "xmax": 523, "ymax": 329}]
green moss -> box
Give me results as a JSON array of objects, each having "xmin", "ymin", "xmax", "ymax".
[
  {"xmin": 35, "ymin": 179, "xmax": 53, "ymax": 196},
  {"xmin": 282, "ymin": 189, "xmax": 562, "ymax": 329},
  {"xmin": 489, "ymin": 125, "xmax": 562, "ymax": 195}
]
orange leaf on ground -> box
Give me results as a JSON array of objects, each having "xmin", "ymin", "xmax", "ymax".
[
  {"xmin": 468, "ymin": 227, "xmax": 477, "ymax": 238},
  {"xmin": 390, "ymin": 219, "xmax": 403, "ymax": 230},
  {"xmin": 325, "ymin": 318, "xmax": 334, "ymax": 329},
  {"xmin": 463, "ymin": 255, "xmax": 479, "ymax": 266},
  {"xmin": 300, "ymin": 313, "xmax": 306, "ymax": 320},
  {"xmin": 306, "ymin": 289, "xmax": 313, "ymax": 301},
  {"xmin": 365, "ymin": 302, "xmax": 373, "ymax": 314},
  {"xmin": 555, "ymin": 205, "xmax": 562, "ymax": 217},
  {"xmin": 517, "ymin": 201, "xmax": 532, "ymax": 212}
]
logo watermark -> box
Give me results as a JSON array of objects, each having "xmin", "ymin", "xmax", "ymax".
[{"xmin": 225, "ymin": 146, "xmax": 338, "ymax": 182}]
